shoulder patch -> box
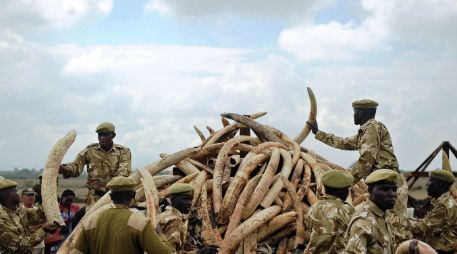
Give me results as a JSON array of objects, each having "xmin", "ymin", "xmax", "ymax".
[{"xmin": 127, "ymin": 212, "xmax": 148, "ymax": 231}]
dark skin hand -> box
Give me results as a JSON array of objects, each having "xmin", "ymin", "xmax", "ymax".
[
  {"xmin": 43, "ymin": 223, "xmax": 60, "ymax": 234},
  {"xmin": 306, "ymin": 121, "xmax": 318, "ymax": 134},
  {"xmin": 369, "ymin": 182, "xmax": 397, "ymax": 211},
  {"xmin": 94, "ymin": 178, "xmax": 109, "ymax": 188}
]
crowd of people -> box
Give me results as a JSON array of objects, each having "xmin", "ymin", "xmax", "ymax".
[{"xmin": 1, "ymin": 99, "xmax": 457, "ymax": 254}]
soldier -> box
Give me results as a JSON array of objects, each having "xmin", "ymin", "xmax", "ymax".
[
  {"xmin": 308, "ymin": 99, "xmax": 411, "ymax": 243},
  {"xmin": 305, "ymin": 169, "xmax": 354, "ymax": 253},
  {"xmin": 409, "ymin": 170, "xmax": 457, "ymax": 254},
  {"xmin": 343, "ymin": 169, "xmax": 399, "ymax": 254},
  {"xmin": 157, "ymin": 183, "xmax": 218, "ymax": 254},
  {"xmin": 21, "ymin": 188, "xmax": 37, "ymax": 208},
  {"xmin": 59, "ymin": 122, "xmax": 132, "ymax": 205},
  {"xmin": 69, "ymin": 176, "xmax": 172, "ymax": 254},
  {"xmin": 19, "ymin": 188, "xmax": 47, "ymax": 254},
  {"xmin": 0, "ymin": 178, "xmax": 58, "ymax": 253}
]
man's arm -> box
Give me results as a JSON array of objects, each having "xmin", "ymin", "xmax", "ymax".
[
  {"xmin": 60, "ymin": 149, "xmax": 88, "ymax": 178},
  {"xmin": 315, "ymin": 131, "xmax": 359, "ymax": 151},
  {"xmin": 69, "ymin": 227, "xmax": 89, "ymax": 254},
  {"xmin": 349, "ymin": 124, "xmax": 379, "ymax": 182},
  {"xmin": 116, "ymin": 148, "xmax": 132, "ymax": 177},
  {"xmin": 409, "ymin": 202, "xmax": 448, "ymax": 236},
  {"xmin": 0, "ymin": 215, "xmax": 46, "ymax": 253},
  {"xmin": 342, "ymin": 219, "xmax": 370, "ymax": 254},
  {"xmin": 141, "ymin": 223, "xmax": 172, "ymax": 254}
]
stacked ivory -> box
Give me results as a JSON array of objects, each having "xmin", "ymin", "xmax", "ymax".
[{"xmin": 45, "ymin": 88, "xmax": 369, "ymax": 254}]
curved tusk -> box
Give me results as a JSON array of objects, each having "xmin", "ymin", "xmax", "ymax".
[
  {"xmin": 42, "ymin": 130, "xmax": 76, "ymax": 227},
  {"xmin": 294, "ymin": 87, "xmax": 317, "ymax": 144}
]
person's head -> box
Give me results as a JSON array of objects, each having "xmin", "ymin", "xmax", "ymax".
[
  {"xmin": 60, "ymin": 189, "xmax": 76, "ymax": 207},
  {"xmin": 395, "ymin": 239, "xmax": 437, "ymax": 254},
  {"xmin": 427, "ymin": 170, "xmax": 455, "ymax": 198},
  {"xmin": 321, "ymin": 169, "xmax": 354, "ymax": 200},
  {"xmin": 366, "ymin": 169, "xmax": 399, "ymax": 211},
  {"xmin": 168, "ymin": 183, "xmax": 194, "ymax": 214},
  {"xmin": 107, "ymin": 176, "xmax": 137, "ymax": 206},
  {"xmin": 95, "ymin": 122, "xmax": 116, "ymax": 151},
  {"xmin": 352, "ymin": 99, "xmax": 378, "ymax": 125},
  {"xmin": 0, "ymin": 179, "xmax": 20, "ymax": 210},
  {"xmin": 21, "ymin": 188, "xmax": 36, "ymax": 208}
]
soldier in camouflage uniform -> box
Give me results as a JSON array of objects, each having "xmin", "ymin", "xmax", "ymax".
[
  {"xmin": 69, "ymin": 176, "xmax": 172, "ymax": 254},
  {"xmin": 409, "ymin": 170, "xmax": 457, "ymax": 254},
  {"xmin": 343, "ymin": 169, "xmax": 399, "ymax": 254},
  {"xmin": 0, "ymin": 178, "xmax": 58, "ymax": 253},
  {"xmin": 59, "ymin": 122, "xmax": 132, "ymax": 205},
  {"xmin": 157, "ymin": 183, "xmax": 218, "ymax": 254},
  {"xmin": 308, "ymin": 99, "xmax": 411, "ymax": 243},
  {"xmin": 305, "ymin": 170, "xmax": 354, "ymax": 253}
]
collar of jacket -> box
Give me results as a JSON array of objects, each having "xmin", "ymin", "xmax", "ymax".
[{"xmin": 367, "ymin": 199, "xmax": 385, "ymax": 217}]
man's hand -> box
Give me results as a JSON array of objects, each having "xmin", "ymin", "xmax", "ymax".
[
  {"xmin": 42, "ymin": 223, "xmax": 60, "ymax": 234},
  {"xmin": 197, "ymin": 245, "xmax": 219, "ymax": 254},
  {"xmin": 94, "ymin": 178, "xmax": 109, "ymax": 189},
  {"xmin": 58, "ymin": 165, "xmax": 72, "ymax": 179},
  {"xmin": 307, "ymin": 121, "xmax": 318, "ymax": 134}
]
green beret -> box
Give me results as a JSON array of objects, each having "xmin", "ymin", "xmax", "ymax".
[
  {"xmin": 168, "ymin": 183, "xmax": 194, "ymax": 196},
  {"xmin": 95, "ymin": 122, "xmax": 115, "ymax": 133},
  {"xmin": 321, "ymin": 170, "xmax": 354, "ymax": 188},
  {"xmin": 430, "ymin": 170, "xmax": 455, "ymax": 183},
  {"xmin": 106, "ymin": 176, "xmax": 136, "ymax": 192},
  {"xmin": 365, "ymin": 169, "xmax": 399, "ymax": 184},
  {"xmin": 0, "ymin": 179, "xmax": 18, "ymax": 191},
  {"xmin": 352, "ymin": 99, "xmax": 378, "ymax": 109}
]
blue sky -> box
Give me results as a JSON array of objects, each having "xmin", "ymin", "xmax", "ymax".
[{"xmin": 1, "ymin": 0, "xmax": 457, "ymax": 171}]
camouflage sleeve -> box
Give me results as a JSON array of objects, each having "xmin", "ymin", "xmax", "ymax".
[
  {"xmin": 409, "ymin": 202, "xmax": 447, "ymax": 235},
  {"xmin": 116, "ymin": 148, "xmax": 132, "ymax": 177},
  {"xmin": 158, "ymin": 211, "xmax": 185, "ymax": 252},
  {"xmin": 0, "ymin": 214, "xmax": 45, "ymax": 253},
  {"xmin": 24, "ymin": 206, "xmax": 46, "ymax": 226},
  {"xmin": 342, "ymin": 218, "xmax": 370, "ymax": 254},
  {"xmin": 63, "ymin": 148, "xmax": 88, "ymax": 177},
  {"xmin": 141, "ymin": 223, "xmax": 172, "ymax": 254},
  {"xmin": 315, "ymin": 131, "xmax": 358, "ymax": 150},
  {"xmin": 350, "ymin": 124, "xmax": 378, "ymax": 182}
]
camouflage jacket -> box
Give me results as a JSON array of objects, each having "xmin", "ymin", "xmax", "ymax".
[
  {"xmin": 409, "ymin": 192, "xmax": 457, "ymax": 251},
  {"xmin": 316, "ymin": 119, "xmax": 399, "ymax": 182},
  {"xmin": 0, "ymin": 205, "xmax": 46, "ymax": 254},
  {"xmin": 306, "ymin": 194, "xmax": 354, "ymax": 254},
  {"xmin": 157, "ymin": 206, "xmax": 202, "ymax": 253},
  {"xmin": 70, "ymin": 204, "xmax": 171, "ymax": 254},
  {"xmin": 343, "ymin": 200, "xmax": 395, "ymax": 254},
  {"xmin": 63, "ymin": 143, "xmax": 131, "ymax": 202}
]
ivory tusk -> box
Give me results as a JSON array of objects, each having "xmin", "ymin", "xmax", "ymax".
[{"xmin": 294, "ymin": 87, "xmax": 317, "ymax": 144}]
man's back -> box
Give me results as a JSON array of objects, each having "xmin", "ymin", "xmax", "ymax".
[{"xmin": 71, "ymin": 204, "xmax": 171, "ymax": 254}]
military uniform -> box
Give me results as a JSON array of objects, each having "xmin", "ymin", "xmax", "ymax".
[
  {"xmin": 0, "ymin": 179, "xmax": 46, "ymax": 254},
  {"xmin": 69, "ymin": 176, "xmax": 172, "ymax": 254},
  {"xmin": 315, "ymin": 118, "xmax": 399, "ymax": 181},
  {"xmin": 62, "ymin": 122, "xmax": 132, "ymax": 204},
  {"xmin": 343, "ymin": 170, "xmax": 399, "ymax": 254},
  {"xmin": 306, "ymin": 194, "xmax": 354, "ymax": 253},
  {"xmin": 409, "ymin": 170, "xmax": 457, "ymax": 252}
]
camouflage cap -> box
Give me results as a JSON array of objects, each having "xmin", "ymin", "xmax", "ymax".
[
  {"xmin": 106, "ymin": 176, "xmax": 137, "ymax": 192},
  {"xmin": 21, "ymin": 188, "xmax": 36, "ymax": 195},
  {"xmin": 95, "ymin": 122, "xmax": 115, "ymax": 133},
  {"xmin": 321, "ymin": 170, "xmax": 354, "ymax": 188},
  {"xmin": 168, "ymin": 183, "xmax": 194, "ymax": 196},
  {"xmin": 430, "ymin": 169, "xmax": 455, "ymax": 183},
  {"xmin": 352, "ymin": 99, "xmax": 378, "ymax": 109},
  {"xmin": 365, "ymin": 169, "xmax": 399, "ymax": 184},
  {"xmin": 0, "ymin": 178, "xmax": 18, "ymax": 191}
]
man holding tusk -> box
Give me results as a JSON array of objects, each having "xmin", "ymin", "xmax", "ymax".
[
  {"xmin": 0, "ymin": 178, "xmax": 58, "ymax": 253},
  {"xmin": 59, "ymin": 122, "xmax": 132, "ymax": 205},
  {"xmin": 308, "ymin": 99, "xmax": 411, "ymax": 243}
]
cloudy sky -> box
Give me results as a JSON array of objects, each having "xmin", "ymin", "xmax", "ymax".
[{"xmin": 1, "ymin": 0, "xmax": 456, "ymax": 172}]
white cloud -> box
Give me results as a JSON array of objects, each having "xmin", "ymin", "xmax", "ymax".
[
  {"xmin": 279, "ymin": 0, "xmax": 457, "ymax": 62},
  {"xmin": 0, "ymin": 0, "xmax": 113, "ymax": 31},
  {"xmin": 144, "ymin": 0, "xmax": 331, "ymax": 19}
]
